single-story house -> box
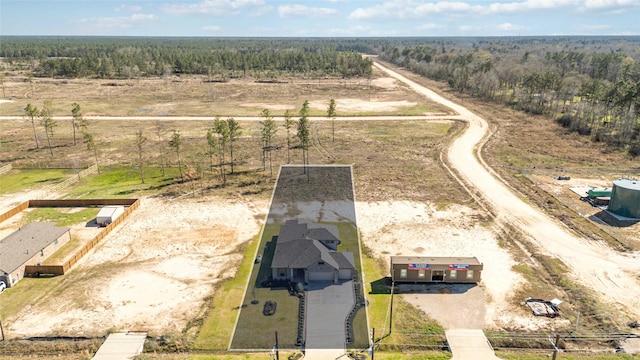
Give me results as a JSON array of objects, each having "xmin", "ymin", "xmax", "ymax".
[
  {"xmin": 271, "ymin": 219, "xmax": 354, "ymax": 284},
  {"xmin": 390, "ymin": 256, "xmax": 483, "ymax": 283},
  {"xmin": 0, "ymin": 222, "xmax": 71, "ymax": 287}
]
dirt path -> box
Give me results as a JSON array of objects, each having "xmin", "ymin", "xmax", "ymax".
[{"xmin": 372, "ymin": 61, "xmax": 640, "ymax": 319}]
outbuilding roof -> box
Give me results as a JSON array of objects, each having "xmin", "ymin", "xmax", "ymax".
[
  {"xmin": 0, "ymin": 222, "xmax": 70, "ymax": 274},
  {"xmin": 391, "ymin": 256, "xmax": 482, "ymax": 266}
]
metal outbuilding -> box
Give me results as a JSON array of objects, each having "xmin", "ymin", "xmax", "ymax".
[
  {"xmin": 96, "ymin": 206, "xmax": 125, "ymax": 226},
  {"xmin": 608, "ymin": 179, "xmax": 640, "ymax": 219},
  {"xmin": 390, "ymin": 256, "xmax": 483, "ymax": 283}
]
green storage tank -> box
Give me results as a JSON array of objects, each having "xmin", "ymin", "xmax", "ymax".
[
  {"xmin": 588, "ymin": 188, "xmax": 612, "ymax": 199},
  {"xmin": 608, "ymin": 179, "xmax": 640, "ymax": 219}
]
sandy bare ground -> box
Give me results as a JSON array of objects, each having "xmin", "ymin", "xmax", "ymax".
[
  {"xmin": 373, "ymin": 61, "xmax": 640, "ymax": 321},
  {"xmin": 6, "ymin": 196, "xmax": 268, "ymax": 337}
]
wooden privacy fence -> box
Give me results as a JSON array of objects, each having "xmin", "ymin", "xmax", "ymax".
[
  {"xmin": 39, "ymin": 164, "xmax": 98, "ymax": 199},
  {"xmin": 24, "ymin": 265, "xmax": 66, "ymax": 276},
  {"xmin": 59, "ymin": 199, "xmax": 140, "ymax": 274},
  {"xmin": 0, "ymin": 201, "xmax": 30, "ymax": 223},
  {"xmin": 0, "ymin": 164, "xmax": 12, "ymax": 175},
  {"xmin": 1, "ymin": 198, "xmax": 140, "ymax": 277}
]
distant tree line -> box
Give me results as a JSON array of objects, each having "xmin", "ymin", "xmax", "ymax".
[
  {"xmin": 0, "ymin": 37, "xmax": 372, "ymax": 79},
  {"xmin": 378, "ymin": 36, "xmax": 640, "ymax": 156}
]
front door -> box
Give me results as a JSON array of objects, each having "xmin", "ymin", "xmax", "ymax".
[{"xmin": 431, "ymin": 270, "xmax": 445, "ymax": 281}]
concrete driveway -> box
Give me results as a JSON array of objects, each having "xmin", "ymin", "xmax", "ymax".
[
  {"xmin": 446, "ymin": 329, "xmax": 500, "ymax": 360},
  {"xmin": 304, "ymin": 280, "xmax": 354, "ymax": 352}
]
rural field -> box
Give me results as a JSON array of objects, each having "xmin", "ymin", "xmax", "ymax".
[{"xmin": 0, "ymin": 57, "xmax": 639, "ymax": 360}]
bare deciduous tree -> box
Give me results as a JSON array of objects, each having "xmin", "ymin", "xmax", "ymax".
[
  {"xmin": 169, "ymin": 130, "xmax": 184, "ymax": 182},
  {"xmin": 136, "ymin": 130, "xmax": 147, "ymax": 183}
]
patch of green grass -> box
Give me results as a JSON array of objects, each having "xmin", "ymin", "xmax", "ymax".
[
  {"xmin": 0, "ymin": 168, "xmax": 77, "ymax": 195},
  {"xmin": 0, "ymin": 277, "xmax": 67, "ymax": 323},
  {"xmin": 400, "ymin": 104, "xmax": 434, "ymax": 116},
  {"xmin": 135, "ymin": 353, "xmax": 287, "ymax": 360},
  {"xmin": 374, "ymin": 351, "xmax": 451, "ymax": 359},
  {"xmin": 230, "ymin": 223, "xmax": 300, "ymax": 349},
  {"xmin": 23, "ymin": 207, "xmax": 99, "ymax": 227},
  {"xmin": 496, "ymin": 351, "xmax": 639, "ymax": 359},
  {"xmin": 231, "ymin": 221, "xmax": 369, "ymax": 349},
  {"xmin": 42, "ymin": 235, "xmax": 83, "ymax": 265},
  {"xmin": 65, "ymin": 166, "xmax": 182, "ymax": 198}
]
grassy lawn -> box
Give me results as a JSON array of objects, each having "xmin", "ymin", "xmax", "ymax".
[
  {"xmin": 23, "ymin": 207, "xmax": 99, "ymax": 226},
  {"xmin": 231, "ymin": 221, "xmax": 369, "ymax": 350},
  {"xmin": 0, "ymin": 168, "xmax": 77, "ymax": 195},
  {"xmin": 495, "ymin": 351, "xmax": 639, "ymax": 359},
  {"xmin": 64, "ymin": 166, "xmax": 182, "ymax": 198},
  {"xmin": 0, "ymin": 276, "xmax": 66, "ymax": 323},
  {"xmin": 42, "ymin": 234, "xmax": 84, "ymax": 265},
  {"xmin": 230, "ymin": 223, "xmax": 301, "ymax": 349},
  {"xmin": 135, "ymin": 353, "xmax": 295, "ymax": 360}
]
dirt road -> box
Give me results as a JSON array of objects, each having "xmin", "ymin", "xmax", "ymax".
[
  {"xmin": 0, "ymin": 115, "xmax": 460, "ymax": 122},
  {"xmin": 372, "ymin": 61, "xmax": 640, "ymax": 319}
]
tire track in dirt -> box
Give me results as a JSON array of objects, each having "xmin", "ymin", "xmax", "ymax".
[{"xmin": 372, "ymin": 60, "xmax": 640, "ymax": 319}]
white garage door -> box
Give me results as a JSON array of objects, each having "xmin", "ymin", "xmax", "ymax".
[
  {"xmin": 309, "ymin": 271, "xmax": 334, "ymax": 281},
  {"xmin": 338, "ymin": 269, "xmax": 352, "ymax": 280}
]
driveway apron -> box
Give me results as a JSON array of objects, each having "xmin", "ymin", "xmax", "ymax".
[{"xmin": 304, "ymin": 280, "xmax": 354, "ymax": 352}]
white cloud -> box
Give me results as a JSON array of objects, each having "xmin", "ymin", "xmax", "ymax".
[
  {"xmin": 584, "ymin": 0, "xmax": 640, "ymax": 9},
  {"xmin": 278, "ymin": 4, "xmax": 338, "ymax": 18},
  {"xmin": 495, "ymin": 22, "xmax": 527, "ymax": 31},
  {"xmin": 162, "ymin": 0, "xmax": 265, "ymax": 15},
  {"xmin": 202, "ymin": 25, "xmax": 222, "ymax": 31},
  {"xmin": 349, "ymin": 0, "xmax": 640, "ymax": 20},
  {"xmin": 417, "ymin": 23, "xmax": 443, "ymax": 30},
  {"xmin": 459, "ymin": 25, "xmax": 481, "ymax": 32},
  {"xmin": 79, "ymin": 13, "xmax": 157, "ymax": 29},
  {"xmin": 115, "ymin": 4, "xmax": 142, "ymax": 12}
]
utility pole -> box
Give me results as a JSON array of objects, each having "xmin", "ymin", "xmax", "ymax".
[
  {"xmin": 275, "ymin": 331, "xmax": 279, "ymax": 360},
  {"xmin": 371, "ymin": 327, "xmax": 375, "ymax": 360},
  {"xmin": 549, "ymin": 334, "xmax": 560, "ymax": 360}
]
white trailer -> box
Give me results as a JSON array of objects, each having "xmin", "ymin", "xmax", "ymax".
[{"xmin": 96, "ymin": 206, "xmax": 125, "ymax": 226}]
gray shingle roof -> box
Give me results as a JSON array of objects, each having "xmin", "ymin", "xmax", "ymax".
[
  {"xmin": 0, "ymin": 222, "xmax": 70, "ymax": 274},
  {"xmin": 271, "ymin": 220, "xmax": 352, "ymax": 272}
]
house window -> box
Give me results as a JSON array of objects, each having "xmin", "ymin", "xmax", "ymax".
[
  {"xmin": 467, "ymin": 270, "xmax": 474, "ymax": 280},
  {"xmin": 450, "ymin": 270, "xmax": 457, "ymax": 280},
  {"xmin": 418, "ymin": 270, "xmax": 425, "ymax": 278},
  {"xmin": 279, "ymin": 269, "xmax": 286, "ymax": 277},
  {"xmin": 400, "ymin": 269, "xmax": 407, "ymax": 278}
]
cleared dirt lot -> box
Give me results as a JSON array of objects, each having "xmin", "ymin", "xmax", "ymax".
[{"xmin": 3, "ymin": 195, "xmax": 267, "ymax": 337}]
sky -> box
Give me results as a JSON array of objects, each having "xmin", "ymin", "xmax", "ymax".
[{"xmin": 1, "ymin": 0, "xmax": 639, "ymax": 37}]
